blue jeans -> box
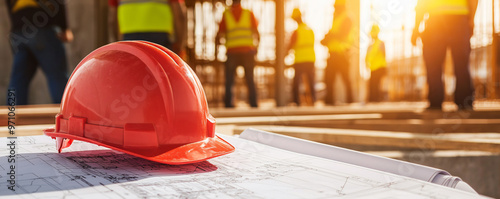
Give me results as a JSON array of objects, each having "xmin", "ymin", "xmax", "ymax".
[
  {"xmin": 224, "ymin": 52, "xmax": 258, "ymax": 107},
  {"xmin": 7, "ymin": 27, "xmax": 68, "ymax": 105},
  {"xmin": 123, "ymin": 32, "xmax": 172, "ymax": 50},
  {"xmin": 422, "ymin": 15, "xmax": 474, "ymax": 108}
]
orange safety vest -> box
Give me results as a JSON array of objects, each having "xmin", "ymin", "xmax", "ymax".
[
  {"xmin": 224, "ymin": 8, "xmax": 255, "ymax": 49},
  {"xmin": 293, "ymin": 23, "xmax": 315, "ymax": 63},
  {"xmin": 366, "ymin": 39, "xmax": 386, "ymax": 71}
]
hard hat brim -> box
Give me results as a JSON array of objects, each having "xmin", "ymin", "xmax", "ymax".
[{"xmin": 44, "ymin": 128, "xmax": 235, "ymax": 165}]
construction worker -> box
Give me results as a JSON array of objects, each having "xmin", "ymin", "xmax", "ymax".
[
  {"xmin": 287, "ymin": 8, "xmax": 316, "ymax": 106},
  {"xmin": 5, "ymin": 0, "xmax": 72, "ymax": 105},
  {"xmin": 365, "ymin": 24, "xmax": 387, "ymax": 102},
  {"xmin": 108, "ymin": 0, "xmax": 186, "ymax": 54},
  {"xmin": 215, "ymin": 0, "xmax": 260, "ymax": 108},
  {"xmin": 321, "ymin": 0, "xmax": 354, "ymax": 105},
  {"xmin": 412, "ymin": 0, "xmax": 478, "ymax": 110}
]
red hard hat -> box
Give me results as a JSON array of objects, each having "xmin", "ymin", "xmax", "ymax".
[{"xmin": 44, "ymin": 41, "xmax": 235, "ymax": 165}]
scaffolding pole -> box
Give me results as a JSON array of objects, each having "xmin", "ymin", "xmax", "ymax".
[
  {"xmin": 492, "ymin": 0, "xmax": 498, "ymax": 98},
  {"xmin": 275, "ymin": 0, "xmax": 286, "ymax": 106}
]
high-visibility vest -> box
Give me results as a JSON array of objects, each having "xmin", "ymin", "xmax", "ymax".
[
  {"xmin": 366, "ymin": 39, "xmax": 386, "ymax": 71},
  {"xmin": 293, "ymin": 23, "xmax": 315, "ymax": 64},
  {"xmin": 118, "ymin": 0, "xmax": 174, "ymax": 34},
  {"xmin": 427, "ymin": 0, "xmax": 469, "ymax": 15},
  {"xmin": 327, "ymin": 13, "xmax": 353, "ymax": 53},
  {"xmin": 224, "ymin": 8, "xmax": 255, "ymax": 49}
]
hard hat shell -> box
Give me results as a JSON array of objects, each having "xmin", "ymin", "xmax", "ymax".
[
  {"xmin": 292, "ymin": 8, "xmax": 302, "ymax": 20},
  {"xmin": 44, "ymin": 41, "xmax": 235, "ymax": 165},
  {"xmin": 371, "ymin": 24, "xmax": 380, "ymax": 35},
  {"xmin": 335, "ymin": 0, "xmax": 346, "ymax": 6}
]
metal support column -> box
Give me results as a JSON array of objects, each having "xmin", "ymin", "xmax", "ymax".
[
  {"xmin": 94, "ymin": 0, "xmax": 109, "ymax": 47},
  {"xmin": 275, "ymin": 0, "xmax": 286, "ymax": 106},
  {"xmin": 491, "ymin": 0, "xmax": 498, "ymax": 98}
]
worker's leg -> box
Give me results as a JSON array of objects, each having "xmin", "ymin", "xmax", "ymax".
[
  {"xmin": 292, "ymin": 63, "xmax": 303, "ymax": 105},
  {"xmin": 369, "ymin": 67, "xmax": 386, "ymax": 102},
  {"xmin": 31, "ymin": 28, "xmax": 69, "ymax": 104},
  {"xmin": 338, "ymin": 52, "xmax": 353, "ymax": 103},
  {"xmin": 7, "ymin": 32, "xmax": 38, "ymax": 105},
  {"xmin": 449, "ymin": 16, "xmax": 474, "ymax": 109},
  {"xmin": 368, "ymin": 70, "xmax": 378, "ymax": 102},
  {"xmin": 422, "ymin": 19, "xmax": 447, "ymax": 108},
  {"xmin": 224, "ymin": 54, "xmax": 238, "ymax": 107},
  {"xmin": 304, "ymin": 62, "xmax": 316, "ymax": 103},
  {"xmin": 242, "ymin": 52, "xmax": 258, "ymax": 107},
  {"xmin": 324, "ymin": 55, "xmax": 337, "ymax": 105}
]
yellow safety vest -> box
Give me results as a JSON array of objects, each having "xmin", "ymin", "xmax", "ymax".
[
  {"xmin": 366, "ymin": 39, "xmax": 386, "ymax": 71},
  {"xmin": 224, "ymin": 8, "xmax": 255, "ymax": 49},
  {"xmin": 293, "ymin": 23, "xmax": 315, "ymax": 64},
  {"xmin": 427, "ymin": 0, "xmax": 469, "ymax": 15},
  {"xmin": 327, "ymin": 13, "xmax": 353, "ymax": 53},
  {"xmin": 118, "ymin": 0, "xmax": 174, "ymax": 34}
]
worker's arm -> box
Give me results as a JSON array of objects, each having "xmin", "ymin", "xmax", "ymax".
[
  {"xmin": 53, "ymin": 0, "xmax": 73, "ymax": 42},
  {"xmin": 381, "ymin": 41, "xmax": 386, "ymax": 58},
  {"xmin": 320, "ymin": 15, "xmax": 352, "ymax": 46},
  {"xmin": 108, "ymin": 0, "xmax": 120, "ymax": 42},
  {"xmin": 365, "ymin": 44, "xmax": 372, "ymax": 68},
  {"xmin": 214, "ymin": 15, "xmax": 225, "ymax": 61},
  {"xmin": 411, "ymin": 0, "xmax": 425, "ymax": 46},
  {"xmin": 467, "ymin": 0, "xmax": 479, "ymax": 38},
  {"xmin": 321, "ymin": 31, "xmax": 332, "ymax": 46},
  {"xmin": 286, "ymin": 30, "xmax": 297, "ymax": 54},
  {"xmin": 250, "ymin": 12, "xmax": 260, "ymax": 53},
  {"xmin": 171, "ymin": 0, "xmax": 187, "ymax": 54}
]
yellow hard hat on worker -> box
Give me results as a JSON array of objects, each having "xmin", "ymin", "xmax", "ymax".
[
  {"xmin": 371, "ymin": 24, "xmax": 380, "ymax": 35},
  {"xmin": 335, "ymin": 0, "xmax": 346, "ymax": 6},
  {"xmin": 292, "ymin": 8, "xmax": 302, "ymax": 20}
]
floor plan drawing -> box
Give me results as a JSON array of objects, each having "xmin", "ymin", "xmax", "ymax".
[{"xmin": 0, "ymin": 135, "xmax": 488, "ymax": 198}]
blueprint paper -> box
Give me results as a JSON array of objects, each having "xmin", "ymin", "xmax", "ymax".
[
  {"xmin": 239, "ymin": 128, "xmax": 477, "ymax": 192},
  {"xmin": 0, "ymin": 135, "xmax": 488, "ymax": 198}
]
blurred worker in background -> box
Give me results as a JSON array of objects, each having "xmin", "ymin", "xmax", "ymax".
[
  {"xmin": 321, "ymin": 0, "xmax": 354, "ymax": 105},
  {"xmin": 412, "ymin": 0, "xmax": 478, "ymax": 111},
  {"xmin": 215, "ymin": 0, "xmax": 260, "ymax": 108},
  {"xmin": 5, "ymin": 0, "xmax": 72, "ymax": 105},
  {"xmin": 365, "ymin": 24, "xmax": 387, "ymax": 102},
  {"xmin": 108, "ymin": 0, "xmax": 186, "ymax": 55},
  {"xmin": 287, "ymin": 8, "xmax": 316, "ymax": 106}
]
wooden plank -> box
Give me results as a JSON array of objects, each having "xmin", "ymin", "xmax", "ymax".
[
  {"xmin": 232, "ymin": 125, "xmax": 500, "ymax": 153},
  {"xmin": 0, "ymin": 124, "xmax": 53, "ymax": 137},
  {"xmin": 2, "ymin": 103, "xmax": 500, "ymax": 125},
  {"xmin": 216, "ymin": 114, "xmax": 382, "ymax": 124},
  {"xmin": 268, "ymin": 119, "xmax": 500, "ymax": 133}
]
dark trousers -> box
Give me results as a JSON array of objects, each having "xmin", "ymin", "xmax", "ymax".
[
  {"xmin": 368, "ymin": 67, "xmax": 387, "ymax": 102},
  {"xmin": 422, "ymin": 15, "xmax": 474, "ymax": 108},
  {"xmin": 293, "ymin": 62, "xmax": 316, "ymax": 105},
  {"xmin": 7, "ymin": 27, "xmax": 68, "ymax": 105},
  {"xmin": 224, "ymin": 52, "xmax": 258, "ymax": 107},
  {"xmin": 123, "ymin": 32, "xmax": 172, "ymax": 50},
  {"xmin": 324, "ymin": 51, "xmax": 353, "ymax": 105}
]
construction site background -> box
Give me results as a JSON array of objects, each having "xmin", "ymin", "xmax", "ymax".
[{"xmin": 0, "ymin": 0, "xmax": 499, "ymax": 106}]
